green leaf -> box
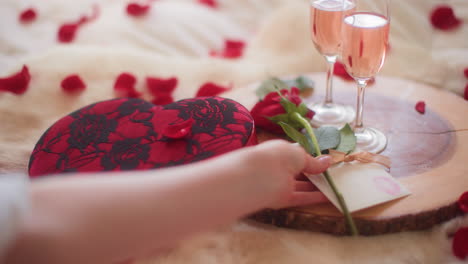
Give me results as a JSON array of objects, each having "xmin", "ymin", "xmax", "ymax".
[
  {"xmin": 255, "ymin": 78, "xmax": 289, "ymax": 100},
  {"xmin": 296, "ymin": 103, "xmax": 310, "ymax": 117},
  {"xmin": 335, "ymin": 123, "xmax": 357, "ymax": 154},
  {"xmin": 280, "ymin": 97, "xmax": 297, "ymax": 114},
  {"xmin": 315, "ymin": 126, "xmax": 341, "ymax": 151},
  {"xmin": 268, "ymin": 113, "xmax": 290, "ymax": 124},
  {"xmin": 278, "ymin": 122, "xmax": 313, "ymax": 154}
]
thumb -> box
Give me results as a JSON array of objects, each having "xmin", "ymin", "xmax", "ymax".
[{"xmin": 303, "ymin": 155, "xmax": 332, "ymax": 175}]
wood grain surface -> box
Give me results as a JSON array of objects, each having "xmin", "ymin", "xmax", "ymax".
[{"xmin": 222, "ymin": 74, "xmax": 468, "ymax": 235}]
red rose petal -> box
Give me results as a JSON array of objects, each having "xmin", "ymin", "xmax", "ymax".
[
  {"xmin": 464, "ymin": 84, "xmax": 468, "ymax": 101},
  {"xmin": 334, "ymin": 61, "xmax": 354, "ymax": 81},
  {"xmin": 458, "ymin": 192, "xmax": 468, "ymax": 213},
  {"xmin": 146, "ymin": 77, "xmax": 178, "ymax": 97},
  {"xmin": 163, "ymin": 119, "xmax": 193, "ymax": 139},
  {"xmin": 114, "ymin": 72, "xmax": 141, "ymax": 98},
  {"xmin": 211, "ymin": 39, "xmax": 246, "ymax": 59},
  {"xmin": 464, "ymin": 68, "xmax": 468, "ymax": 79},
  {"xmin": 151, "ymin": 95, "xmax": 174, "ymax": 105},
  {"xmin": 430, "ymin": 5, "xmax": 462, "ymax": 31},
  {"xmin": 415, "ymin": 101, "xmax": 425, "ymax": 114},
  {"xmin": 126, "ymin": 3, "xmax": 150, "ymax": 17},
  {"xmin": 19, "ymin": 8, "xmax": 37, "ymax": 23},
  {"xmin": 0, "ymin": 65, "xmax": 31, "ymax": 95},
  {"xmin": 196, "ymin": 82, "xmax": 230, "ymax": 97},
  {"xmin": 61, "ymin": 74, "xmax": 86, "ymax": 93},
  {"xmin": 58, "ymin": 5, "xmax": 100, "ymax": 43},
  {"xmin": 225, "ymin": 40, "xmax": 245, "ymax": 50},
  {"xmin": 306, "ymin": 109, "xmax": 315, "ymax": 120},
  {"xmin": 58, "ymin": 23, "xmax": 80, "ymax": 43},
  {"xmin": 452, "ymin": 227, "xmax": 468, "ymax": 260},
  {"xmin": 197, "ymin": 0, "xmax": 218, "ymax": 8}
]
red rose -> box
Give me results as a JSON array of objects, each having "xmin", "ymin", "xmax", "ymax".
[
  {"xmin": 452, "ymin": 227, "xmax": 468, "ymax": 260},
  {"xmin": 251, "ymin": 87, "xmax": 311, "ymax": 134},
  {"xmin": 458, "ymin": 191, "xmax": 468, "ymax": 213}
]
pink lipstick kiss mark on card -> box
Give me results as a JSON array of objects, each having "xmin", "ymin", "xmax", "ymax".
[{"xmin": 373, "ymin": 176, "xmax": 401, "ymax": 196}]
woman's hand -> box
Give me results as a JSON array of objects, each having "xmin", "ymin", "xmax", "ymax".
[{"xmin": 242, "ymin": 140, "xmax": 331, "ymax": 209}]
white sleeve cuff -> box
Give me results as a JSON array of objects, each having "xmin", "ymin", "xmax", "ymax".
[{"xmin": 0, "ymin": 173, "xmax": 30, "ymax": 259}]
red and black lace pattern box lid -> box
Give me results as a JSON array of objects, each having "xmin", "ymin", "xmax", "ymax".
[{"xmin": 28, "ymin": 97, "xmax": 257, "ymax": 177}]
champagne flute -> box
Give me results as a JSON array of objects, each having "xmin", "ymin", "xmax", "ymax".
[
  {"xmin": 309, "ymin": 0, "xmax": 356, "ymax": 127},
  {"xmin": 341, "ymin": 0, "xmax": 390, "ymax": 153}
]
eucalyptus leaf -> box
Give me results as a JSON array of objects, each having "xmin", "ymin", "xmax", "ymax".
[
  {"xmin": 255, "ymin": 78, "xmax": 289, "ymax": 99},
  {"xmin": 293, "ymin": 76, "xmax": 315, "ymax": 91},
  {"xmin": 315, "ymin": 126, "xmax": 341, "ymax": 151},
  {"xmin": 278, "ymin": 122, "xmax": 313, "ymax": 154},
  {"xmin": 335, "ymin": 123, "xmax": 357, "ymax": 154},
  {"xmin": 284, "ymin": 76, "xmax": 315, "ymax": 95}
]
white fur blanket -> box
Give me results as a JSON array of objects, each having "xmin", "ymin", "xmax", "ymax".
[{"xmin": 1, "ymin": 0, "xmax": 467, "ymax": 263}]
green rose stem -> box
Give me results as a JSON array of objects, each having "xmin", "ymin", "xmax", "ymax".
[{"xmin": 291, "ymin": 112, "xmax": 359, "ymax": 236}]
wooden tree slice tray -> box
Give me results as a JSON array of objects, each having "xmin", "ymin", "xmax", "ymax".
[{"xmin": 222, "ymin": 74, "xmax": 468, "ymax": 236}]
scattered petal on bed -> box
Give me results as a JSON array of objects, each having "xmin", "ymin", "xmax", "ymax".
[
  {"xmin": 196, "ymin": 82, "xmax": 230, "ymax": 97},
  {"xmin": 0, "ymin": 65, "xmax": 31, "ymax": 95},
  {"xmin": 58, "ymin": 5, "xmax": 100, "ymax": 43},
  {"xmin": 334, "ymin": 61, "xmax": 354, "ymax": 81},
  {"xmin": 464, "ymin": 68, "xmax": 468, "ymax": 79},
  {"xmin": 146, "ymin": 77, "xmax": 178, "ymax": 97},
  {"xmin": 430, "ymin": 5, "xmax": 462, "ymax": 31},
  {"xmin": 197, "ymin": 0, "xmax": 218, "ymax": 9},
  {"xmin": 114, "ymin": 72, "xmax": 141, "ymax": 98},
  {"xmin": 415, "ymin": 101, "xmax": 426, "ymax": 114},
  {"xmin": 19, "ymin": 8, "xmax": 37, "ymax": 23},
  {"xmin": 126, "ymin": 3, "xmax": 151, "ymax": 17},
  {"xmin": 452, "ymin": 227, "xmax": 468, "ymax": 260},
  {"xmin": 61, "ymin": 74, "xmax": 86, "ymax": 93},
  {"xmin": 211, "ymin": 39, "xmax": 246, "ymax": 59},
  {"xmin": 58, "ymin": 23, "xmax": 80, "ymax": 43},
  {"xmin": 152, "ymin": 95, "xmax": 174, "ymax": 105}
]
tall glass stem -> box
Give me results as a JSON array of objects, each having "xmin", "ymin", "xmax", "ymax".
[
  {"xmin": 324, "ymin": 55, "xmax": 337, "ymax": 106},
  {"xmin": 354, "ymin": 78, "xmax": 368, "ymax": 131}
]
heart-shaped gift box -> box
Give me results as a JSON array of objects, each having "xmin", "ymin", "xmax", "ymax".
[{"xmin": 28, "ymin": 97, "xmax": 256, "ymax": 177}]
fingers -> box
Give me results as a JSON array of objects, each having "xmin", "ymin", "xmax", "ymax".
[
  {"xmin": 303, "ymin": 155, "xmax": 332, "ymax": 175},
  {"xmin": 288, "ymin": 192, "xmax": 329, "ymax": 207},
  {"xmin": 294, "ymin": 181, "xmax": 318, "ymax": 192},
  {"xmin": 254, "ymin": 140, "xmax": 332, "ymax": 175}
]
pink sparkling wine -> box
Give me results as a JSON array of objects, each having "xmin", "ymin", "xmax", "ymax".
[
  {"xmin": 310, "ymin": 0, "xmax": 355, "ymax": 56},
  {"xmin": 342, "ymin": 12, "xmax": 390, "ymax": 79}
]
